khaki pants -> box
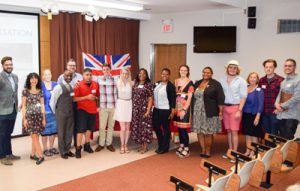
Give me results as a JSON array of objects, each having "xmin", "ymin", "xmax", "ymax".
[{"xmin": 99, "ymin": 108, "xmax": 115, "ymax": 146}]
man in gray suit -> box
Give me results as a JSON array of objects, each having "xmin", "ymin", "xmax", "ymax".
[{"xmin": 0, "ymin": 56, "xmax": 20, "ymax": 165}]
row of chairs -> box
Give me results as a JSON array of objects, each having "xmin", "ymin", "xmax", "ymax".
[{"xmin": 170, "ymin": 133, "xmax": 299, "ymax": 191}]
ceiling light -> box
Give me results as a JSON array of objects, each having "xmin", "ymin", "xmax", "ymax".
[
  {"xmin": 57, "ymin": 0, "xmax": 143, "ymax": 11},
  {"xmin": 41, "ymin": 3, "xmax": 60, "ymax": 20},
  {"xmin": 85, "ymin": 14, "xmax": 93, "ymax": 22}
]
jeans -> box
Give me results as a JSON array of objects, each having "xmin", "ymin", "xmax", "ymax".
[
  {"xmin": 262, "ymin": 113, "xmax": 280, "ymax": 135},
  {"xmin": 279, "ymin": 119, "xmax": 299, "ymax": 139}
]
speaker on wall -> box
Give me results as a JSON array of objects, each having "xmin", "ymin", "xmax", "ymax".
[
  {"xmin": 248, "ymin": 18, "xmax": 256, "ymax": 29},
  {"xmin": 248, "ymin": 6, "xmax": 256, "ymax": 17}
]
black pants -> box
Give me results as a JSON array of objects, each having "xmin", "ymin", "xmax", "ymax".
[
  {"xmin": 56, "ymin": 114, "xmax": 74, "ymax": 155},
  {"xmin": 73, "ymin": 102, "xmax": 78, "ymax": 146},
  {"xmin": 178, "ymin": 128, "xmax": 189, "ymax": 147},
  {"xmin": 279, "ymin": 119, "xmax": 299, "ymax": 140},
  {"xmin": 0, "ymin": 119, "xmax": 15, "ymax": 159},
  {"xmin": 152, "ymin": 108, "xmax": 171, "ymax": 152}
]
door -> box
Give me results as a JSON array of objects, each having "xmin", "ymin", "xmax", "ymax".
[{"xmin": 151, "ymin": 44, "xmax": 187, "ymax": 83}]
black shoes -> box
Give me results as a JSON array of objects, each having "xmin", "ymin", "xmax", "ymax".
[
  {"xmin": 155, "ymin": 148, "xmax": 169, "ymax": 154},
  {"xmin": 200, "ymin": 153, "xmax": 211, "ymax": 158},
  {"xmin": 75, "ymin": 146, "xmax": 82, "ymax": 159},
  {"xmin": 84, "ymin": 143, "xmax": 94, "ymax": 153},
  {"xmin": 61, "ymin": 151, "xmax": 75, "ymax": 159},
  {"xmin": 67, "ymin": 151, "xmax": 75, "ymax": 157},
  {"xmin": 30, "ymin": 155, "xmax": 38, "ymax": 161},
  {"xmin": 61, "ymin": 154, "xmax": 68, "ymax": 159},
  {"xmin": 36, "ymin": 157, "xmax": 45, "ymax": 165}
]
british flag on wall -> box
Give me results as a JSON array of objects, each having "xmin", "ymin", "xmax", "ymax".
[{"xmin": 82, "ymin": 52, "xmax": 131, "ymax": 76}]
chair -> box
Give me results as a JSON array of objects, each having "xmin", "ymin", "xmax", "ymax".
[
  {"xmin": 281, "ymin": 139, "xmax": 294, "ymax": 162},
  {"xmin": 249, "ymin": 147, "xmax": 277, "ymax": 188},
  {"xmin": 237, "ymin": 159, "xmax": 258, "ymax": 188},
  {"xmin": 195, "ymin": 171, "xmax": 234, "ymax": 191}
]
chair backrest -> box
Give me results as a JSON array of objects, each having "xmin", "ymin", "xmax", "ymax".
[
  {"xmin": 261, "ymin": 147, "xmax": 276, "ymax": 173},
  {"xmin": 238, "ymin": 159, "xmax": 258, "ymax": 188},
  {"xmin": 281, "ymin": 139, "xmax": 294, "ymax": 162},
  {"xmin": 210, "ymin": 171, "xmax": 234, "ymax": 191}
]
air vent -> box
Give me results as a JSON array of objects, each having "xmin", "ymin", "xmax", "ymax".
[{"xmin": 277, "ymin": 19, "xmax": 300, "ymax": 33}]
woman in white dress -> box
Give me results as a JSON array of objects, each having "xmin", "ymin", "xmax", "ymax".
[{"xmin": 114, "ymin": 68, "xmax": 133, "ymax": 154}]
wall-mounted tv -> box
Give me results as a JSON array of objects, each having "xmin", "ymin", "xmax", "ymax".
[{"xmin": 193, "ymin": 26, "xmax": 236, "ymax": 53}]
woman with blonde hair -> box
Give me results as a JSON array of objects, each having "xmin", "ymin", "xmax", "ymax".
[
  {"xmin": 41, "ymin": 69, "xmax": 59, "ymax": 157},
  {"xmin": 114, "ymin": 68, "xmax": 133, "ymax": 154}
]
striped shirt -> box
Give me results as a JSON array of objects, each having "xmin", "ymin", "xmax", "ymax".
[{"xmin": 96, "ymin": 75, "xmax": 118, "ymax": 109}]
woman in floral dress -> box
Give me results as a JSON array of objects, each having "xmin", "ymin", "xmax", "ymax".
[
  {"xmin": 22, "ymin": 73, "xmax": 46, "ymax": 165},
  {"xmin": 131, "ymin": 68, "xmax": 154, "ymax": 154},
  {"xmin": 173, "ymin": 65, "xmax": 194, "ymax": 158}
]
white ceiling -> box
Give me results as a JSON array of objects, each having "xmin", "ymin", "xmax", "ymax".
[
  {"xmin": 124, "ymin": 0, "xmax": 237, "ymax": 13},
  {"xmin": 0, "ymin": 0, "xmax": 245, "ymax": 20}
]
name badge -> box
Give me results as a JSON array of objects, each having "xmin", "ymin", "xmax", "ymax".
[
  {"xmin": 70, "ymin": 92, "xmax": 75, "ymax": 96},
  {"xmin": 286, "ymin": 84, "xmax": 292, "ymax": 88},
  {"xmin": 92, "ymin": 89, "xmax": 96, "ymax": 93},
  {"xmin": 180, "ymin": 94, "xmax": 186, "ymax": 98},
  {"xmin": 256, "ymin": 88, "xmax": 261, "ymax": 91},
  {"xmin": 262, "ymin": 85, "xmax": 266, "ymax": 89},
  {"xmin": 138, "ymin": 85, "xmax": 144, "ymax": 88}
]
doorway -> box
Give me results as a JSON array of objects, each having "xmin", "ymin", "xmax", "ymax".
[{"xmin": 151, "ymin": 44, "xmax": 187, "ymax": 83}]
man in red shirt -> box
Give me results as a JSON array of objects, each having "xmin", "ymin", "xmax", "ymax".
[{"xmin": 73, "ymin": 68, "xmax": 99, "ymax": 158}]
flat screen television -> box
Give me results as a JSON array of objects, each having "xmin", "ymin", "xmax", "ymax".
[{"xmin": 193, "ymin": 26, "xmax": 236, "ymax": 53}]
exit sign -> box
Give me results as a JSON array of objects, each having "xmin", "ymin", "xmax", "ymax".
[{"xmin": 162, "ymin": 19, "xmax": 173, "ymax": 33}]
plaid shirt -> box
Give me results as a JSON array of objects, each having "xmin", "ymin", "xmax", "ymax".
[
  {"xmin": 258, "ymin": 73, "xmax": 284, "ymax": 113},
  {"xmin": 97, "ymin": 75, "xmax": 118, "ymax": 109}
]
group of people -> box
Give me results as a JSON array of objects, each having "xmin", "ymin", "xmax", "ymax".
[{"xmin": 0, "ymin": 56, "xmax": 299, "ymax": 166}]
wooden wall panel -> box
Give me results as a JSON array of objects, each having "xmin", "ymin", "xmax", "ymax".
[
  {"xmin": 39, "ymin": 16, "xmax": 51, "ymax": 73},
  {"xmin": 153, "ymin": 44, "xmax": 187, "ymax": 83}
]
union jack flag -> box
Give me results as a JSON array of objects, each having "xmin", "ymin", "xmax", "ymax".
[{"xmin": 82, "ymin": 52, "xmax": 131, "ymax": 76}]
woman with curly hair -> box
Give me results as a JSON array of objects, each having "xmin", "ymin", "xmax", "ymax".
[{"xmin": 22, "ymin": 73, "xmax": 46, "ymax": 165}]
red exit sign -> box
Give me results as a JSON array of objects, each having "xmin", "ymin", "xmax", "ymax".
[{"xmin": 162, "ymin": 19, "xmax": 173, "ymax": 33}]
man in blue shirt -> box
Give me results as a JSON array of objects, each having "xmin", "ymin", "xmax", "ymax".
[{"xmin": 275, "ymin": 58, "xmax": 300, "ymax": 139}]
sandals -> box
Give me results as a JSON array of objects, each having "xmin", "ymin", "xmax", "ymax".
[
  {"xmin": 125, "ymin": 145, "xmax": 130, "ymax": 153},
  {"xmin": 176, "ymin": 146, "xmax": 184, "ymax": 156},
  {"xmin": 140, "ymin": 147, "xmax": 148, "ymax": 154},
  {"xmin": 140, "ymin": 144, "xmax": 148, "ymax": 154},
  {"xmin": 120, "ymin": 145, "xmax": 125, "ymax": 154},
  {"xmin": 179, "ymin": 148, "xmax": 190, "ymax": 159}
]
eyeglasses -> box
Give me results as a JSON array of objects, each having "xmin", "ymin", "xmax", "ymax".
[
  {"xmin": 284, "ymin": 65, "xmax": 294, "ymax": 67},
  {"xmin": 68, "ymin": 65, "xmax": 76, "ymax": 67}
]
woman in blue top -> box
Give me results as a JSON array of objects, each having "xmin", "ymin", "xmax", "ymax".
[
  {"xmin": 242, "ymin": 72, "xmax": 264, "ymax": 157},
  {"xmin": 41, "ymin": 69, "xmax": 59, "ymax": 156}
]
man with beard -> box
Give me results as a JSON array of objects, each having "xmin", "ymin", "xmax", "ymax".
[{"xmin": 0, "ymin": 56, "xmax": 20, "ymax": 165}]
